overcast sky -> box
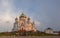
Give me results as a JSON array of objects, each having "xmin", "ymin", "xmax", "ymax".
[{"xmin": 0, "ymin": 0, "xmax": 60, "ymax": 32}]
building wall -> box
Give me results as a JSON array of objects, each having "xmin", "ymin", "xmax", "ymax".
[{"xmin": 45, "ymin": 30, "xmax": 53, "ymax": 34}]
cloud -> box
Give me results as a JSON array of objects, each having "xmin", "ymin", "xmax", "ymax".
[
  {"xmin": 35, "ymin": 20, "xmax": 41, "ymax": 26},
  {"xmin": 0, "ymin": 0, "xmax": 15, "ymax": 32}
]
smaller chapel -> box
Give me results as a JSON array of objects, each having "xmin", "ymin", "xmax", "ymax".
[{"xmin": 12, "ymin": 13, "xmax": 36, "ymax": 32}]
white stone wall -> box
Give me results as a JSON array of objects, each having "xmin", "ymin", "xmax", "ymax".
[{"xmin": 45, "ymin": 30, "xmax": 53, "ymax": 34}]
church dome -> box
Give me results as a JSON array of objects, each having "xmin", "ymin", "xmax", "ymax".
[
  {"xmin": 27, "ymin": 17, "xmax": 30, "ymax": 20},
  {"xmin": 19, "ymin": 13, "xmax": 26, "ymax": 18},
  {"xmin": 15, "ymin": 17, "xmax": 18, "ymax": 20},
  {"xmin": 46, "ymin": 28, "xmax": 53, "ymax": 30}
]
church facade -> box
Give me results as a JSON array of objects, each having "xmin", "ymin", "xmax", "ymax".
[{"xmin": 12, "ymin": 13, "xmax": 36, "ymax": 32}]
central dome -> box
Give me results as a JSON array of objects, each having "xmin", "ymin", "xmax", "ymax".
[{"xmin": 19, "ymin": 13, "xmax": 26, "ymax": 18}]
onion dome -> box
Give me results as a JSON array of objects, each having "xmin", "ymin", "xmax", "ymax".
[
  {"xmin": 46, "ymin": 28, "xmax": 53, "ymax": 30},
  {"xmin": 27, "ymin": 17, "xmax": 30, "ymax": 21},
  {"xmin": 19, "ymin": 13, "xmax": 26, "ymax": 18},
  {"xmin": 15, "ymin": 17, "xmax": 18, "ymax": 20}
]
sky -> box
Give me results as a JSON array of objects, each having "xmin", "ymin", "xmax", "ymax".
[{"xmin": 0, "ymin": 0, "xmax": 60, "ymax": 32}]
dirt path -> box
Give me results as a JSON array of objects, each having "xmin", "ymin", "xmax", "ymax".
[{"xmin": 0, "ymin": 36, "xmax": 60, "ymax": 38}]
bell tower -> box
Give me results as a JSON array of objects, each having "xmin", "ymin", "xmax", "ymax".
[{"xmin": 12, "ymin": 17, "xmax": 18, "ymax": 31}]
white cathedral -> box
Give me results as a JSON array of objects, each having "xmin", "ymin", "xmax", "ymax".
[{"xmin": 12, "ymin": 13, "xmax": 36, "ymax": 32}]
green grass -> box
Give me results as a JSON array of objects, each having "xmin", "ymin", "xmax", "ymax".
[
  {"xmin": 26, "ymin": 32, "xmax": 58, "ymax": 36},
  {"xmin": 0, "ymin": 33, "xmax": 16, "ymax": 36},
  {"xmin": 0, "ymin": 32, "xmax": 58, "ymax": 36}
]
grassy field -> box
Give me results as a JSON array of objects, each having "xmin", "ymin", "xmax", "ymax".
[{"xmin": 0, "ymin": 32, "xmax": 59, "ymax": 36}]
